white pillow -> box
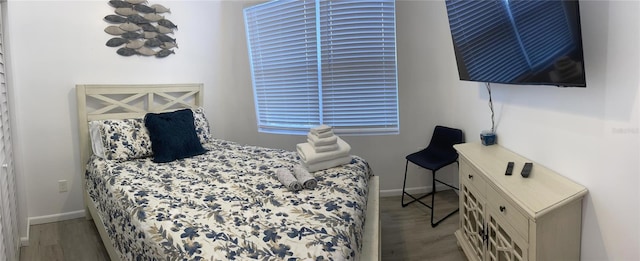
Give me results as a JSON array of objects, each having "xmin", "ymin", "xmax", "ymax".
[
  {"xmin": 88, "ymin": 118, "xmax": 152, "ymax": 161},
  {"xmin": 89, "ymin": 121, "xmax": 106, "ymax": 159},
  {"xmin": 192, "ymin": 107, "xmax": 212, "ymax": 144}
]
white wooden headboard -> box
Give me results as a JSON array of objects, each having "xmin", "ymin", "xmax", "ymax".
[{"xmin": 75, "ymin": 83, "xmax": 204, "ymax": 211}]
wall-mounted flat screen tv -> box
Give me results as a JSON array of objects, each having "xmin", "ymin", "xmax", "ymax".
[{"xmin": 444, "ymin": 0, "xmax": 586, "ymax": 87}]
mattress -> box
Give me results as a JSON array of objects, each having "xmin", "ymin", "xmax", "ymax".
[{"xmin": 86, "ymin": 138, "xmax": 372, "ymax": 260}]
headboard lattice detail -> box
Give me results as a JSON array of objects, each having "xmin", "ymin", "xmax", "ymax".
[{"xmin": 82, "ymin": 87, "xmax": 202, "ymax": 120}]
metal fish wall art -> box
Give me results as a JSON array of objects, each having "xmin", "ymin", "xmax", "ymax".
[
  {"xmin": 106, "ymin": 37, "xmax": 129, "ymax": 47},
  {"xmin": 126, "ymin": 39, "xmax": 145, "ymax": 49},
  {"xmin": 109, "ymin": 0, "xmax": 132, "ymax": 8},
  {"xmin": 104, "ymin": 1, "xmax": 177, "ymax": 58},
  {"xmin": 114, "ymin": 7, "xmax": 137, "ymax": 16},
  {"xmin": 119, "ymin": 22, "xmax": 141, "ymax": 32},
  {"xmin": 144, "ymin": 38, "xmax": 162, "ymax": 48},
  {"xmin": 140, "ymin": 24, "xmax": 157, "ymax": 32},
  {"xmin": 160, "ymin": 42, "xmax": 177, "ymax": 49},
  {"xmin": 104, "ymin": 15, "xmax": 128, "ymax": 23},
  {"xmin": 155, "ymin": 25, "xmax": 173, "ymax": 34},
  {"xmin": 144, "ymin": 13, "xmax": 163, "ymax": 22},
  {"xmin": 104, "ymin": 25, "xmax": 126, "ymax": 35},
  {"xmin": 127, "ymin": 14, "xmax": 149, "ymax": 24},
  {"xmin": 155, "ymin": 49, "xmax": 174, "ymax": 58},
  {"xmin": 151, "ymin": 4, "xmax": 170, "ymax": 13},
  {"xmin": 155, "ymin": 34, "xmax": 175, "ymax": 43},
  {"xmin": 143, "ymin": 32, "xmax": 158, "ymax": 39},
  {"xmin": 116, "ymin": 47, "xmax": 137, "ymax": 56},
  {"xmin": 121, "ymin": 31, "xmax": 142, "ymax": 40},
  {"xmin": 136, "ymin": 46, "xmax": 157, "ymax": 56},
  {"xmin": 125, "ymin": 0, "xmax": 147, "ymax": 4},
  {"xmin": 157, "ymin": 19, "xmax": 177, "ymax": 29},
  {"xmin": 133, "ymin": 4, "xmax": 155, "ymax": 14}
]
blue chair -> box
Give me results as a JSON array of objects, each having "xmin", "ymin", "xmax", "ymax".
[{"xmin": 401, "ymin": 125, "xmax": 464, "ymax": 227}]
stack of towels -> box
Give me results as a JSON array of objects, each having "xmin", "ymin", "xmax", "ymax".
[
  {"xmin": 296, "ymin": 125, "xmax": 351, "ymax": 172},
  {"xmin": 276, "ymin": 165, "xmax": 318, "ymax": 192}
]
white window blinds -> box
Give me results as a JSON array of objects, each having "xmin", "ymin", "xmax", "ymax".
[{"xmin": 244, "ymin": 0, "xmax": 398, "ymax": 135}]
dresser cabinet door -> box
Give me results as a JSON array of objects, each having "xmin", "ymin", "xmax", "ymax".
[
  {"xmin": 460, "ymin": 184, "xmax": 485, "ymax": 261},
  {"xmin": 486, "ymin": 214, "xmax": 528, "ymax": 261}
]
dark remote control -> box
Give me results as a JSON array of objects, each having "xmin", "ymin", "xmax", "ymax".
[
  {"xmin": 505, "ymin": 162, "xmax": 514, "ymax": 175},
  {"xmin": 521, "ymin": 162, "xmax": 533, "ymax": 178}
]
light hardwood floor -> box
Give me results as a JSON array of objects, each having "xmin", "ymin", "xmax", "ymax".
[
  {"xmin": 382, "ymin": 190, "xmax": 466, "ymax": 261},
  {"xmin": 19, "ymin": 217, "xmax": 109, "ymax": 261},
  {"xmin": 20, "ymin": 190, "xmax": 466, "ymax": 261}
]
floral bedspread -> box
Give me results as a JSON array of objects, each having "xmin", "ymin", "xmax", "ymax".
[{"xmin": 86, "ymin": 138, "xmax": 372, "ymax": 261}]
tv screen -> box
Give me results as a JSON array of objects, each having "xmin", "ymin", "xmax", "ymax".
[{"xmin": 444, "ymin": 0, "xmax": 586, "ymax": 87}]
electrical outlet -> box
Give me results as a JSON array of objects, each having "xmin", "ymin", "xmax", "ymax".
[{"xmin": 58, "ymin": 180, "xmax": 68, "ymax": 193}]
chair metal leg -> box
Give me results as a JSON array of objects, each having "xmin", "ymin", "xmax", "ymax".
[
  {"xmin": 431, "ymin": 170, "xmax": 437, "ymax": 226},
  {"xmin": 401, "ymin": 161, "xmax": 461, "ymax": 227},
  {"xmin": 429, "ymin": 168, "xmax": 460, "ymax": 227},
  {"xmin": 402, "ymin": 160, "xmax": 432, "ymax": 208},
  {"xmin": 401, "ymin": 160, "xmax": 409, "ymax": 207},
  {"xmin": 401, "ymin": 160, "xmax": 420, "ymax": 207}
]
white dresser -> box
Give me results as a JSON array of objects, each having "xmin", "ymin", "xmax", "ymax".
[{"xmin": 454, "ymin": 143, "xmax": 587, "ymax": 261}]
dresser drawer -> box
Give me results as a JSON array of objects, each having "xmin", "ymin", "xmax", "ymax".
[
  {"xmin": 460, "ymin": 159, "xmax": 486, "ymax": 196},
  {"xmin": 486, "ymin": 185, "xmax": 528, "ymax": 240}
]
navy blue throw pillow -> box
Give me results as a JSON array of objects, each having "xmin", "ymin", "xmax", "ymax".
[{"xmin": 144, "ymin": 109, "xmax": 207, "ymax": 163}]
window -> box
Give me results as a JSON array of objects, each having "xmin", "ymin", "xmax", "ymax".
[{"xmin": 244, "ymin": 0, "xmax": 398, "ymax": 135}]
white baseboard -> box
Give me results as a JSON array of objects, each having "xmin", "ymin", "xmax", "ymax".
[
  {"xmin": 28, "ymin": 210, "xmax": 86, "ymax": 226},
  {"xmin": 20, "ymin": 237, "xmax": 28, "ymax": 247},
  {"xmin": 380, "ymin": 184, "xmax": 452, "ymax": 197},
  {"xmin": 20, "ymin": 210, "xmax": 87, "ymax": 246},
  {"xmin": 20, "ymin": 218, "xmax": 30, "ymax": 247}
]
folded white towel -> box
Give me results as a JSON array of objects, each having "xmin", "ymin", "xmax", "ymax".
[
  {"xmin": 307, "ymin": 133, "xmax": 338, "ymax": 147},
  {"xmin": 293, "ymin": 165, "xmax": 317, "ymax": 189},
  {"xmin": 313, "ymin": 142, "xmax": 339, "ymax": 153},
  {"xmin": 302, "ymin": 155, "xmax": 352, "ymax": 172},
  {"xmin": 310, "ymin": 124, "xmax": 332, "ymax": 134},
  {"xmin": 313, "ymin": 129, "xmax": 335, "ymax": 139},
  {"xmin": 297, "ymin": 137, "xmax": 351, "ymax": 165},
  {"xmin": 276, "ymin": 168, "xmax": 302, "ymax": 192}
]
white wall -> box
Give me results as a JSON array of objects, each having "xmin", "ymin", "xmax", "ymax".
[
  {"xmin": 446, "ymin": 1, "xmax": 639, "ymax": 260},
  {"xmin": 4, "ymin": 0, "xmax": 639, "ymax": 260},
  {"xmin": 448, "ymin": 1, "xmax": 640, "ymax": 259},
  {"xmin": 4, "ymin": 0, "xmax": 228, "ymax": 240}
]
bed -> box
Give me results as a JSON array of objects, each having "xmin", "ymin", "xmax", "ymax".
[{"xmin": 76, "ymin": 83, "xmax": 380, "ymax": 260}]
